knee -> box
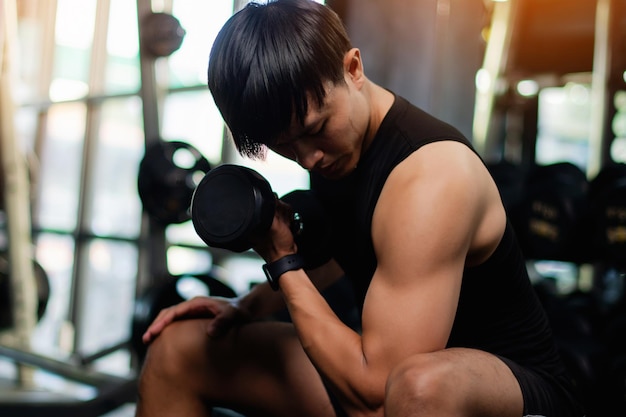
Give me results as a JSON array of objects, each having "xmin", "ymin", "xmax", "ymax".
[
  {"xmin": 140, "ymin": 319, "xmax": 212, "ymax": 381},
  {"xmin": 385, "ymin": 354, "xmax": 455, "ymax": 412}
]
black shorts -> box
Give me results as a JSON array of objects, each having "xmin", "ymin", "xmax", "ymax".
[
  {"xmin": 499, "ymin": 356, "xmax": 586, "ymax": 417},
  {"xmin": 325, "ymin": 358, "xmax": 586, "ymax": 417}
]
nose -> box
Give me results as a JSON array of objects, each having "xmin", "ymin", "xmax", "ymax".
[{"xmin": 291, "ymin": 140, "xmax": 323, "ymax": 170}]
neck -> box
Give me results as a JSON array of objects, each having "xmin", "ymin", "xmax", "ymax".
[{"xmin": 362, "ymin": 81, "xmax": 394, "ymax": 152}]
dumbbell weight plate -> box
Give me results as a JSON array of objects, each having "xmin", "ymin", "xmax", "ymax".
[
  {"xmin": 191, "ymin": 165, "xmax": 276, "ymax": 252},
  {"xmin": 137, "ymin": 140, "xmax": 211, "ymax": 225},
  {"xmin": 0, "ymin": 254, "xmax": 50, "ymax": 329},
  {"xmin": 588, "ymin": 163, "xmax": 626, "ymax": 266},
  {"xmin": 140, "ymin": 12, "xmax": 186, "ymax": 58},
  {"xmin": 517, "ymin": 162, "xmax": 589, "ymax": 262}
]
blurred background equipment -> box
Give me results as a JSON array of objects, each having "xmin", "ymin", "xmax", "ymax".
[
  {"xmin": 140, "ymin": 12, "xmax": 186, "ymax": 57},
  {"xmin": 1, "ymin": 0, "xmax": 626, "ymax": 416},
  {"xmin": 138, "ymin": 140, "xmax": 211, "ymax": 225}
]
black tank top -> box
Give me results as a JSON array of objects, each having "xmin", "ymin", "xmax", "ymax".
[{"xmin": 311, "ymin": 95, "xmax": 565, "ymax": 376}]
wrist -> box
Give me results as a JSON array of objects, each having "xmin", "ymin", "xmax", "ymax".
[
  {"xmin": 262, "ymin": 253, "xmax": 305, "ymax": 291},
  {"xmin": 265, "ymin": 246, "xmax": 298, "ymax": 264}
]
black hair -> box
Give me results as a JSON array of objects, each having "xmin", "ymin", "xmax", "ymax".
[{"xmin": 207, "ymin": 0, "xmax": 352, "ymax": 158}]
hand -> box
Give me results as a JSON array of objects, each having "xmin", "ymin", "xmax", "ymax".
[
  {"xmin": 141, "ymin": 296, "xmax": 249, "ymax": 344},
  {"xmin": 253, "ymin": 198, "xmax": 299, "ymax": 262}
]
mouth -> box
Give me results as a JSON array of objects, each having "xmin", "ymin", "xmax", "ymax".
[{"xmin": 317, "ymin": 160, "xmax": 342, "ymax": 178}]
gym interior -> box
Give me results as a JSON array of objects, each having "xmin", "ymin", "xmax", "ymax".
[{"xmin": 1, "ymin": 0, "xmax": 625, "ymax": 416}]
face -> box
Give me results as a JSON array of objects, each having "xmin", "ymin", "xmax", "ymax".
[{"xmin": 268, "ymin": 50, "xmax": 371, "ymax": 180}]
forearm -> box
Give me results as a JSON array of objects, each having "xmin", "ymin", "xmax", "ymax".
[
  {"xmin": 238, "ymin": 257, "xmax": 344, "ymax": 319},
  {"xmin": 280, "ymin": 270, "xmax": 385, "ymax": 415},
  {"xmin": 237, "ymin": 258, "xmax": 341, "ymax": 318}
]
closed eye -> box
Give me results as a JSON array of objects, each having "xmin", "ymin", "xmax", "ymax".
[
  {"xmin": 312, "ymin": 121, "xmax": 326, "ymax": 136},
  {"xmin": 272, "ymin": 119, "xmax": 326, "ymax": 148},
  {"xmin": 306, "ymin": 120, "xmax": 326, "ymax": 137}
]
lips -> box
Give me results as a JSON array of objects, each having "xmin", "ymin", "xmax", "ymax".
[{"xmin": 317, "ymin": 160, "xmax": 342, "ymax": 178}]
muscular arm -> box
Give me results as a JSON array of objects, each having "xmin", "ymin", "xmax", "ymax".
[{"xmin": 279, "ymin": 142, "xmax": 506, "ymax": 415}]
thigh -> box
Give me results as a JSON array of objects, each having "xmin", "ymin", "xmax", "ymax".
[
  {"xmin": 146, "ymin": 318, "xmax": 339, "ymax": 417},
  {"xmin": 385, "ymin": 347, "xmax": 524, "ymax": 417}
]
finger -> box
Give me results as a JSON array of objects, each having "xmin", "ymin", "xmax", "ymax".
[
  {"xmin": 142, "ymin": 297, "xmax": 223, "ymax": 343},
  {"xmin": 144, "ymin": 306, "xmax": 178, "ymax": 336},
  {"xmin": 207, "ymin": 299, "xmax": 251, "ymax": 337},
  {"xmin": 206, "ymin": 308, "xmax": 236, "ymax": 337},
  {"xmin": 142, "ymin": 310, "xmax": 175, "ymax": 343},
  {"xmin": 275, "ymin": 199, "xmax": 295, "ymax": 222}
]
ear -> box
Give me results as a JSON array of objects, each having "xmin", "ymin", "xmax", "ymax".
[{"xmin": 343, "ymin": 48, "xmax": 365, "ymax": 89}]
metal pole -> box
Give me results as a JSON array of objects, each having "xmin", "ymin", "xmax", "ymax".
[
  {"xmin": 587, "ymin": 0, "xmax": 612, "ymax": 178},
  {"xmin": 472, "ymin": 0, "xmax": 518, "ymax": 156},
  {"xmin": 135, "ymin": 0, "xmax": 168, "ymax": 299},
  {"xmin": 0, "ymin": 0, "xmax": 38, "ymax": 387}
]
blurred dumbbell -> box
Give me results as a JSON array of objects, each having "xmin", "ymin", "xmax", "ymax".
[
  {"xmin": 588, "ymin": 163, "xmax": 626, "ymax": 266},
  {"xmin": 0, "ymin": 254, "xmax": 50, "ymax": 329},
  {"xmin": 190, "ymin": 164, "xmax": 331, "ymax": 269},
  {"xmin": 140, "ymin": 12, "xmax": 186, "ymax": 58},
  {"xmin": 516, "ymin": 162, "xmax": 590, "ymax": 263},
  {"xmin": 137, "ymin": 140, "xmax": 211, "ymax": 225}
]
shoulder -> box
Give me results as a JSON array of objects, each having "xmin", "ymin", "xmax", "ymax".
[
  {"xmin": 373, "ymin": 140, "xmax": 506, "ymax": 265},
  {"xmin": 385, "ymin": 140, "xmax": 486, "ymax": 196}
]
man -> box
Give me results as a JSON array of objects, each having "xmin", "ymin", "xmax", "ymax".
[{"xmin": 136, "ymin": 1, "xmax": 585, "ymax": 416}]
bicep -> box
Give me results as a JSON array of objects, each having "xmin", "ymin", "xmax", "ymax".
[
  {"xmin": 361, "ymin": 148, "xmax": 483, "ymax": 370},
  {"xmin": 361, "ymin": 236, "xmax": 465, "ymax": 368}
]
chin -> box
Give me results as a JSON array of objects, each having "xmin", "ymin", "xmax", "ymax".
[{"xmin": 324, "ymin": 166, "xmax": 355, "ymax": 180}]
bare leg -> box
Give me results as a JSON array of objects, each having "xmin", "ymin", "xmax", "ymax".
[
  {"xmin": 135, "ymin": 318, "xmax": 338, "ymax": 417},
  {"xmin": 384, "ymin": 348, "xmax": 523, "ymax": 417}
]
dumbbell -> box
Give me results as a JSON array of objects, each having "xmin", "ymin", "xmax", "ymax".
[
  {"xmin": 516, "ymin": 162, "xmax": 590, "ymax": 263},
  {"xmin": 0, "ymin": 254, "xmax": 50, "ymax": 329},
  {"xmin": 190, "ymin": 164, "xmax": 331, "ymax": 269},
  {"xmin": 587, "ymin": 163, "xmax": 626, "ymax": 266},
  {"xmin": 137, "ymin": 140, "xmax": 211, "ymax": 225}
]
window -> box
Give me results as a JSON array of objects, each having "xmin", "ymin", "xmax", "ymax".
[{"xmin": 6, "ymin": 0, "xmax": 312, "ymax": 375}]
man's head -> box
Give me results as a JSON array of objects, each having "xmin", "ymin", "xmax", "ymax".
[{"xmin": 208, "ymin": 0, "xmax": 352, "ymax": 158}]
